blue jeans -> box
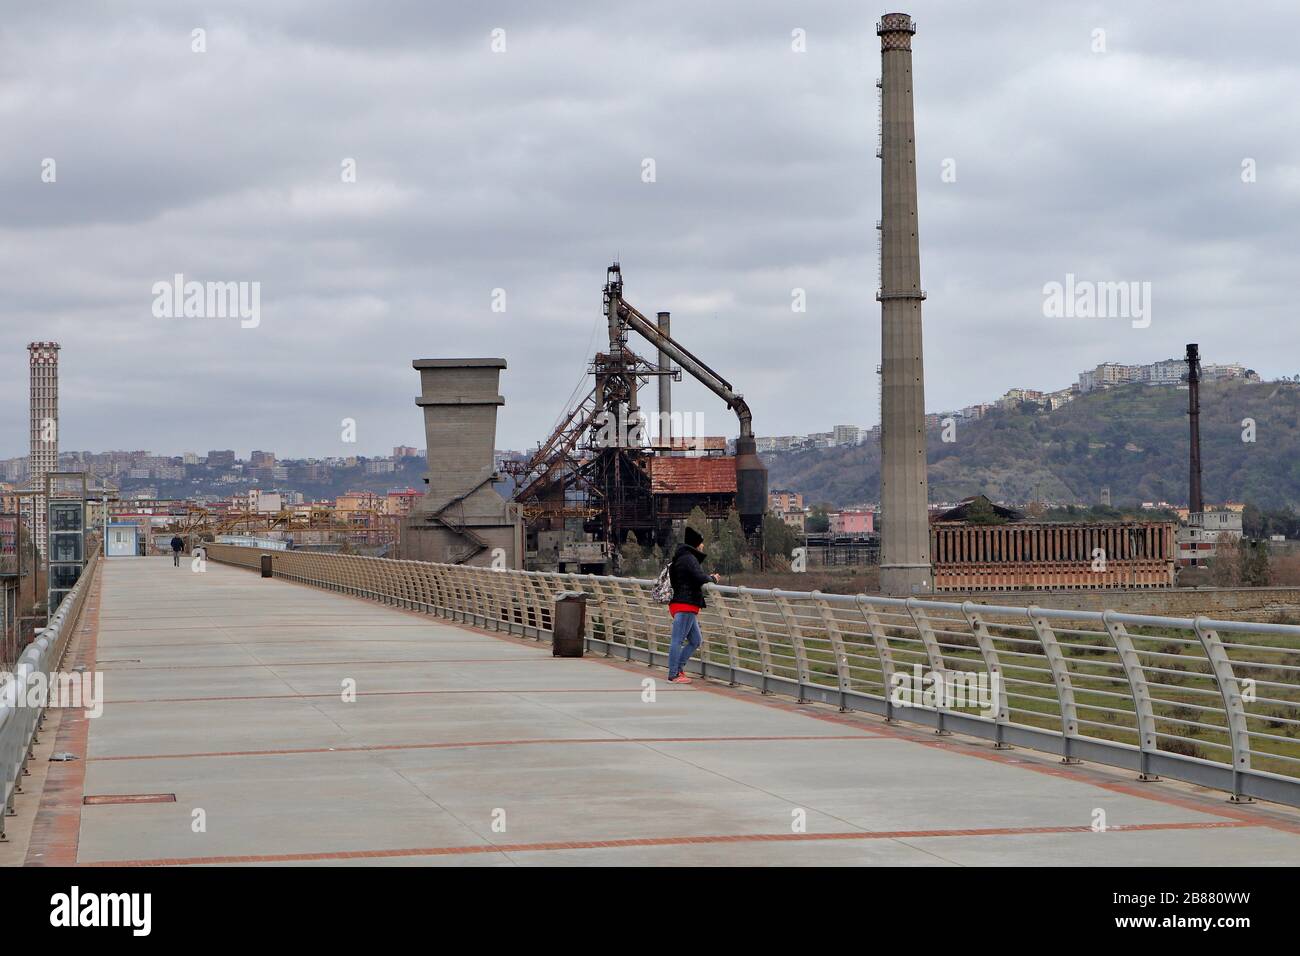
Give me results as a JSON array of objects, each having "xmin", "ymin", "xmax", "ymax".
[{"xmin": 668, "ymin": 612, "xmax": 702, "ymax": 678}]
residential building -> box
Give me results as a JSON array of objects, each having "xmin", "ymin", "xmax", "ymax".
[
  {"xmin": 769, "ymin": 489, "xmax": 804, "ymax": 513},
  {"xmin": 829, "ymin": 509, "xmax": 874, "ymax": 535},
  {"xmin": 832, "ymin": 424, "xmax": 862, "ymax": 446},
  {"xmin": 779, "ymin": 510, "xmax": 806, "ymax": 532}
]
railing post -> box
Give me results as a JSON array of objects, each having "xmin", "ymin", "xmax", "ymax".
[
  {"xmin": 774, "ymin": 595, "xmax": 812, "ymax": 702},
  {"xmin": 814, "ymin": 593, "xmax": 852, "ymax": 712},
  {"xmin": 589, "ymin": 575, "xmax": 614, "ymax": 654},
  {"xmin": 486, "ymin": 568, "xmax": 507, "ymax": 630},
  {"xmin": 606, "ymin": 577, "xmax": 637, "ymax": 661},
  {"xmin": 740, "ymin": 590, "xmax": 775, "ymax": 694},
  {"xmin": 642, "ymin": 580, "xmax": 670, "ymax": 671},
  {"xmin": 1101, "ymin": 611, "xmax": 1160, "ymax": 781},
  {"xmin": 628, "ymin": 580, "xmax": 658, "ymax": 663},
  {"xmin": 856, "ymin": 598, "xmax": 898, "ymax": 721},
  {"xmin": 1027, "ymin": 606, "xmax": 1081, "ymax": 764},
  {"xmin": 906, "ymin": 598, "xmax": 952, "ymax": 735},
  {"xmin": 431, "ymin": 565, "xmax": 450, "ymax": 618},
  {"xmin": 1192, "ymin": 617, "xmax": 1254, "ymax": 803},
  {"xmin": 713, "ymin": 593, "xmax": 743, "ymax": 686},
  {"xmin": 960, "ymin": 602, "xmax": 1011, "ymax": 749}
]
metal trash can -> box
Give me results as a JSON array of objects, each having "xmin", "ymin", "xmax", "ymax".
[
  {"xmin": 260, "ymin": 554, "xmax": 273, "ymax": 578},
  {"xmin": 552, "ymin": 591, "xmax": 586, "ymax": 657}
]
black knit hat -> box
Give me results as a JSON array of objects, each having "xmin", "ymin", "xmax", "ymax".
[{"xmin": 684, "ymin": 526, "xmax": 704, "ymax": 548}]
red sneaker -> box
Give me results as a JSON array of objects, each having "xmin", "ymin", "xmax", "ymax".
[{"xmin": 669, "ymin": 674, "xmax": 693, "ymax": 684}]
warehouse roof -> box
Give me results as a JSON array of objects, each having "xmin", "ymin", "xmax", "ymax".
[{"xmin": 647, "ymin": 456, "xmax": 737, "ymax": 495}]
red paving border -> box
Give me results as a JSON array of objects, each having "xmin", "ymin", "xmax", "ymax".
[
  {"xmin": 96, "ymin": 658, "xmax": 554, "ymax": 671},
  {"xmin": 88, "ymin": 733, "xmax": 884, "ymax": 762},
  {"xmin": 83, "ymin": 793, "xmax": 176, "ymax": 805},
  {"xmin": 24, "ymin": 571, "xmax": 102, "ymax": 867},
  {"xmin": 82, "ymin": 819, "xmax": 1260, "ymax": 867}
]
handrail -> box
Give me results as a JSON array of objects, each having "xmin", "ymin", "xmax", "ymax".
[
  {"xmin": 203, "ymin": 544, "xmax": 1300, "ymax": 807},
  {"xmin": 0, "ymin": 549, "xmax": 100, "ymax": 839}
]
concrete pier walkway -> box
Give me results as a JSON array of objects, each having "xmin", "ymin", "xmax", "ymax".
[{"xmin": 15, "ymin": 557, "xmax": 1300, "ymax": 866}]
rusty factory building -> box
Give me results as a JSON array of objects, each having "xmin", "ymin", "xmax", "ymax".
[{"xmin": 930, "ymin": 498, "xmax": 1175, "ymax": 591}]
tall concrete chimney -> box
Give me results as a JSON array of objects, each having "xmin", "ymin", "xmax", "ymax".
[
  {"xmin": 876, "ymin": 13, "xmax": 931, "ymax": 595},
  {"xmin": 657, "ymin": 311, "xmax": 672, "ymax": 445},
  {"xmin": 28, "ymin": 342, "xmax": 60, "ymax": 559},
  {"xmin": 1186, "ymin": 343, "xmax": 1203, "ymax": 517}
]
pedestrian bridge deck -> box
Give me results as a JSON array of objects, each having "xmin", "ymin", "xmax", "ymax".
[{"xmin": 16, "ymin": 557, "xmax": 1300, "ymax": 866}]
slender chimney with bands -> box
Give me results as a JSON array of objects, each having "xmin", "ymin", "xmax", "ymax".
[{"xmin": 876, "ymin": 13, "xmax": 931, "ymax": 594}]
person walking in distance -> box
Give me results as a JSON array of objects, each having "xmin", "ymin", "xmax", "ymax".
[
  {"xmin": 170, "ymin": 534, "xmax": 185, "ymax": 568},
  {"xmin": 667, "ymin": 526, "xmax": 720, "ymax": 684}
]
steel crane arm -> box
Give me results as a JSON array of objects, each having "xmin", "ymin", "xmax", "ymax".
[{"xmin": 617, "ymin": 300, "xmax": 754, "ymax": 437}]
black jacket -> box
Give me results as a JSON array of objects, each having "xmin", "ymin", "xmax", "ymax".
[
  {"xmin": 668, "ymin": 543, "xmax": 712, "ymax": 608},
  {"xmin": 170, "ymin": 536, "xmax": 184, "ymax": 552}
]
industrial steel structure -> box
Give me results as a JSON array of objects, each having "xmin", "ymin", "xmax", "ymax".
[
  {"xmin": 876, "ymin": 14, "xmax": 932, "ymax": 595},
  {"xmin": 507, "ymin": 264, "xmax": 767, "ymax": 572}
]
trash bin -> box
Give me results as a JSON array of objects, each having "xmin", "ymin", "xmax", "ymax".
[
  {"xmin": 260, "ymin": 554, "xmax": 273, "ymax": 578},
  {"xmin": 552, "ymin": 591, "xmax": 586, "ymax": 658}
]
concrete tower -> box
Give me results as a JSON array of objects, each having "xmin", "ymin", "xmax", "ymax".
[
  {"xmin": 28, "ymin": 342, "xmax": 60, "ymax": 559},
  {"xmin": 876, "ymin": 13, "xmax": 931, "ymax": 594},
  {"xmin": 398, "ymin": 358, "xmax": 523, "ymax": 568}
]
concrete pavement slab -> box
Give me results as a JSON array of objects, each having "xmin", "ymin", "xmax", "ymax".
[{"xmin": 37, "ymin": 557, "xmax": 1300, "ymax": 867}]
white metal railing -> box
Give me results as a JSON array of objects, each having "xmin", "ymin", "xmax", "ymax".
[
  {"xmin": 0, "ymin": 549, "xmax": 100, "ymax": 840},
  {"xmin": 204, "ymin": 545, "xmax": 1300, "ymax": 807}
]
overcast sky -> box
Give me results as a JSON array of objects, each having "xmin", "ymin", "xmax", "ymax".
[{"xmin": 3, "ymin": 1, "xmax": 1298, "ymax": 460}]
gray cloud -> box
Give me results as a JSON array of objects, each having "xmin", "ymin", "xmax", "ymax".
[{"xmin": 2, "ymin": 0, "xmax": 1297, "ymax": 459}]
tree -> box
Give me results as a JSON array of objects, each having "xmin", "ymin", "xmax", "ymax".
[
  {"xmin": 712, "ymin": 509, "xmax": 748, "ymax": 576},
  {"xmin": 619, "ymin": 531, "xmax": 646, "ymax": 577},
  {"xmin": 1242, "ymin": 539, "xmax": 1271, "ymax": 587},
  {"xmin": 685, "ymin": 507, "xmax": 713, "ymax": 548},
  {"xmin": 1242, "ymin": 502, "xmax": 1264, "ymax": 539},
  {"xmin": 805, "ymin": 504, "xmax": 831, "ymax": 533},
  {"xmin": 964, "ymin": 496, "xmax": 1008, "ymax": 526},
  {"xmin": 762, "ymin": 511, "xmax": 800, "ymax": 559},
  {"xmin": 1207, "ymin": 536, "xmax": 1242, "ymax": 587}
]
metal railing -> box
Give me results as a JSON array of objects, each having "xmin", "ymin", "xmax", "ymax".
[
  {"xmin": 204, "ymin": 545, "xmax": 1300, "ymax": 807},
  {"xmin": 0, "ymin": 549, "xmax": 100, "ymax": 840}
]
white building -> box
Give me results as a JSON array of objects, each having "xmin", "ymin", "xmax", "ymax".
[
  {"xmin": 832, "ymin": 424, "xmax": 863, "ymax": 446},
  {"xmin": 1175, "ymin": 509, "xmax": 1244, "ymax": 567},
  {"xmin": 1078, "ymin": 363, "xmax": 1137, "ymax": 393}
]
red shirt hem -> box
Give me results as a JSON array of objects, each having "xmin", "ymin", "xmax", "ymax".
[{"xmin": 669, "ymin": 603, "xmax": 700, "ymax": 616}]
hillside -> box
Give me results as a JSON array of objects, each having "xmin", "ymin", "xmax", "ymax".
[{"xmin": 764, "ymin": 380, "xmax": 1300, "ymax": 509}]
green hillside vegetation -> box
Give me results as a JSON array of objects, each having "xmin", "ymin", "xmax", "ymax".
[{"xmin": 765, "ymin": 380, "xmax": 1300, "ymax": 509}]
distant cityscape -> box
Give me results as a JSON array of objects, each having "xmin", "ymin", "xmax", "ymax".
[
  {"xmin": 0, "ymin": 354, "xmax": 1262, "ymax": 500},
  {"xmin": 754, "ymin": 355, "xmax": 1261, "ymax": 453}
]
